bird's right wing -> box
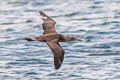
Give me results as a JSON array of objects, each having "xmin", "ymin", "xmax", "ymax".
[
  {"xmin": 47, "ymin": 41, "xmax": 64, "ymax": 70},
  {"xmin": 40, "ymin": 11, "xmax": 57, "ymax": 35}
]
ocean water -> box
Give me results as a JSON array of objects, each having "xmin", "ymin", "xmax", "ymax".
[{"xmin": 0, "ymin": 0, "xmax": 120, "ymax": 80}]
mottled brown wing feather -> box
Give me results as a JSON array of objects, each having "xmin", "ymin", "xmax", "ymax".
[
  {"xmin": 47, "ymin": 41, "xmax": 64, "ymax": 70},
  {"xmin": 40, "ymin": 11, "xmax": 57, "ymax": 35}
]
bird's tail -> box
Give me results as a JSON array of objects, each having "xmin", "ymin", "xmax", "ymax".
[{"xmin": 24, "ymin": 38, "xmax": 35, "ymax": 41}]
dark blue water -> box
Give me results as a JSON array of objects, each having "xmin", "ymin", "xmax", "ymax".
[{"xmin": 0, "ymin": 0, "xmax": 120, "ymax": 80}]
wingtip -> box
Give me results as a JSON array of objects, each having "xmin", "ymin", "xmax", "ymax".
[
  {"xmin": 55, "ymin": 66, "xmax": 61, "ymax": 70},
  {"xmin": 54, "ymin": 61, "xmax": 62, "ymax": 70},
  {"xmin": 39, "ymin": 11, "xmax": 46, "ymax": 16},
  {"xmin": 39, "ymin": 11, "xmax": 43, "ymax": 14}
]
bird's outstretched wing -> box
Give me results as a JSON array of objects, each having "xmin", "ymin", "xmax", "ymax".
[
  {"xmin": 47, "ymin": 40, "xmax": 64, "ymax": 70},
  {"xmin": 40, "ymin": 11, "xmax": 57, "ymax": 35}
]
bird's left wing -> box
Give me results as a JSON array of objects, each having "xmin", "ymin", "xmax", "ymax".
[{"xmin": 40, "ymin": 11, "xmax": 57, "ymax": 35}]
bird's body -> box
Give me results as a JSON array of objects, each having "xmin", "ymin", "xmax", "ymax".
[
  {"xmin": 25, "ymin": 33, "xmax": 77, "ymax": 42},
  {"xmin": 24, "ymin": 11, "xmax": 82, "ymax": 70}
]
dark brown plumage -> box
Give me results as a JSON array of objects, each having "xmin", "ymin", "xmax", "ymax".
[{"xmin": 24, "ymin": 11, "xmax": 82, "ymax": 70}]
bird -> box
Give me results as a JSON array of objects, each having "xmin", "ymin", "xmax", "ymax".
[{"xmin": 24, "ymin": 11, "xmax": 82, "ymax": 70}]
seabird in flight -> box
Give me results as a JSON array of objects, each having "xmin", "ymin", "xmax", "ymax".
[{"xmin": 24, "ymin": 11, "xmax": 82, "ymax": 70}]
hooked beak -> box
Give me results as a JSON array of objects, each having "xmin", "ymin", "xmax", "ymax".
[
  {"xmin": 75, "ymin": 39, "xmax": 83, "ymax": 41},
  {"xmin": 72, "ymin": 37, "xmax": 82, "ymax": 41}
]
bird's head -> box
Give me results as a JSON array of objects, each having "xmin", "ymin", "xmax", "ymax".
[{"xmin": 65, "ymin": 36, "xmax": 82, "ymax": 41}]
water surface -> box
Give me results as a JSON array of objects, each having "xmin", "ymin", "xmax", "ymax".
[{"xmin": 0, "ymin": 0, "xmax": 120, "ymax": 80}]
